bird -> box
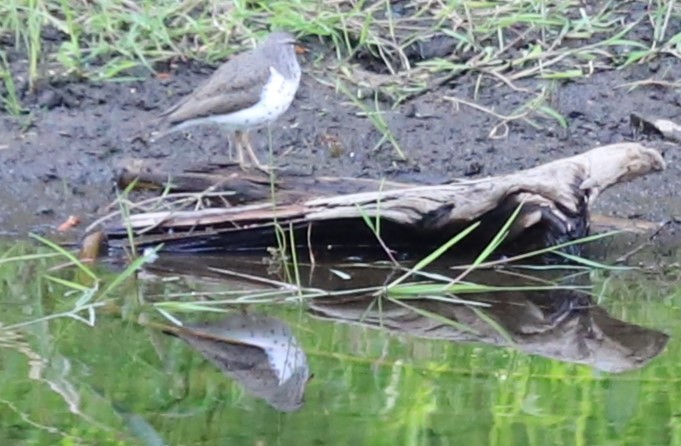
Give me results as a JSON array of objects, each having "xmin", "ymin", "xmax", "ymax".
[{"xmin": 155, "ymin": 31, "xmax": 302, "ymax": 170}]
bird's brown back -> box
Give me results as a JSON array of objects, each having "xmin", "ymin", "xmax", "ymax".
[{"xmin": 159, "ymin": 47, "xmax": 272, "ymax": 126}]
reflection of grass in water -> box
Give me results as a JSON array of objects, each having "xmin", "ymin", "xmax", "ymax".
[
  {"xmin": 0, "ymin": 201, "xmax": 663, "ymax": 444},
  {"xmin": 0, "ymin": 233, "xmax": 155, "ymax": 330},
  {"xmin": 0, "ymin": 244, "xmax": 680, "ymax": 445}
]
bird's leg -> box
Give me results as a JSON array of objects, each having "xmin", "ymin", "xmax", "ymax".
[
  {"xmin": 242, "ymin": 131, "xmax": 264, "ymax": 169},
  {"xmin": 234, "ymin": 130, "xmax": 246, "ymax": 166},
  {"xmin": 234, "ymin": 130, "xmax": 270, "ymax": 173},
  {"xmin": 227, "ymin": 132, "xmax": 234, "ymax": 160}
]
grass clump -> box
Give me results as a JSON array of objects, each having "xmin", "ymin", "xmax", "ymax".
[
  {"xmin": 0, "ymin": 50, "xmax": 25, "ymax": 115},
  {"xmin": 0, "ymin": 0, "xmax": 678, "ymax": 86}
]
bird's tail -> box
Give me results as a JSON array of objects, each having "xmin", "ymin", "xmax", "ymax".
[{"xmin": 128, "ymin": 115, "xmax": 179, "ymax": 144}]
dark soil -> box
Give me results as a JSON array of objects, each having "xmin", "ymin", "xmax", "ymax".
[{"xmin": 1, "ymin": 40, "xmax": 680, "ymax": 251}]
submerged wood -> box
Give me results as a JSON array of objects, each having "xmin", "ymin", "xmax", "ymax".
[{"xmin": 95, "ymin": 143, "xmax": 665, "ymax": 255}]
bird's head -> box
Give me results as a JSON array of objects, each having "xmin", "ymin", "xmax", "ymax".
[{"xmin": 264, "ymin": 31, "xmax": 307, "ymax": 54}]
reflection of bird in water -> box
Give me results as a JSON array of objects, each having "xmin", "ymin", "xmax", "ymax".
[
  {"xmin": 167, "ymin": 313, "xmax": 311, "ymax": 412},
  {"xmin": 155, "ymin": 32, "xmax": 302, "ymax": 170}
]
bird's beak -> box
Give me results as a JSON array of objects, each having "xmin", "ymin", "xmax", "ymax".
[{"xmin": 294, "ymin": 43, "xmax": 308, "ymax": 54}]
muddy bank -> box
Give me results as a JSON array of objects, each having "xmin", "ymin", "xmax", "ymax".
[{"xmin": 0, "ymin": 47, "xmax": 679, "ymax": 246}]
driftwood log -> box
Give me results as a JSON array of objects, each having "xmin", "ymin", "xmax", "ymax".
[{"xmin": 90, "ymin": 143, "xmax": 665, "ymax": 259}]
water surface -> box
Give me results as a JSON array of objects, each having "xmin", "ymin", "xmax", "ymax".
[{"xmin": 1, "ymin": 242, "xmax": 680, "ymax": 446}]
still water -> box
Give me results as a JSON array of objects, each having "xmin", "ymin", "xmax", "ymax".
[{"xmin": 1, "ymin": 242, "xmax": 680, "ymax": 446}]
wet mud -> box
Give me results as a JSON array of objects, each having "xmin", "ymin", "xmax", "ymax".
[{"xmin": 0, "ymin": 38, "xmax": 680, "ymax": 249}]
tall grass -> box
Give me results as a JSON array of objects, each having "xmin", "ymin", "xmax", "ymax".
[
  {"xmin": 0, "ymin": 0, "xmax": 678, "ymax": 88},
  {"xmin": 0, "ymin": 0, "xmax": 678, "ymax": 145}
]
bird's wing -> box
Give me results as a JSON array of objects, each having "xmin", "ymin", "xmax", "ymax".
[
  {"xmin": 160, "ymin": 83, "xmax": 267, "ymax": 125},
  {"xmin": 159, "ymin": 50, "xmax": 272, "ymax": 125}
]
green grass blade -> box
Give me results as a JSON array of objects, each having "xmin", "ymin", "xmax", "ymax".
[
  {"xmin": 386, "ymin": 221, "xmax": 481, "ymax": 289},
  {"xmin": 29, "ymin": 233, "xmax": 97, "ymax": 280}
]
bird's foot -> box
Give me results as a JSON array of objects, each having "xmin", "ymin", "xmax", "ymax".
[{"xmin": 238, "ymin": 161, "xmax": 278, "ymax": 176}]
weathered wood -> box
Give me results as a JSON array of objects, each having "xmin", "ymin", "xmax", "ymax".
[
  {"xmin": 93, "ymin": 143, "xmax": 665, "ymax": 257},
  {"xmin": 116, "ymin": 158, "xmax": 416, "ymax": 204}
]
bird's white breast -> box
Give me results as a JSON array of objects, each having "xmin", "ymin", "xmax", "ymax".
[{"xmin": 207, "ymin": 66, "xmax": 299, "ymax": 130}]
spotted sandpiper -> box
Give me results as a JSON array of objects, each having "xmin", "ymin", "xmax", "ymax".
[{"xmin": 156, "ymin": 32, "xmax": 302, "ymax": 169}]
